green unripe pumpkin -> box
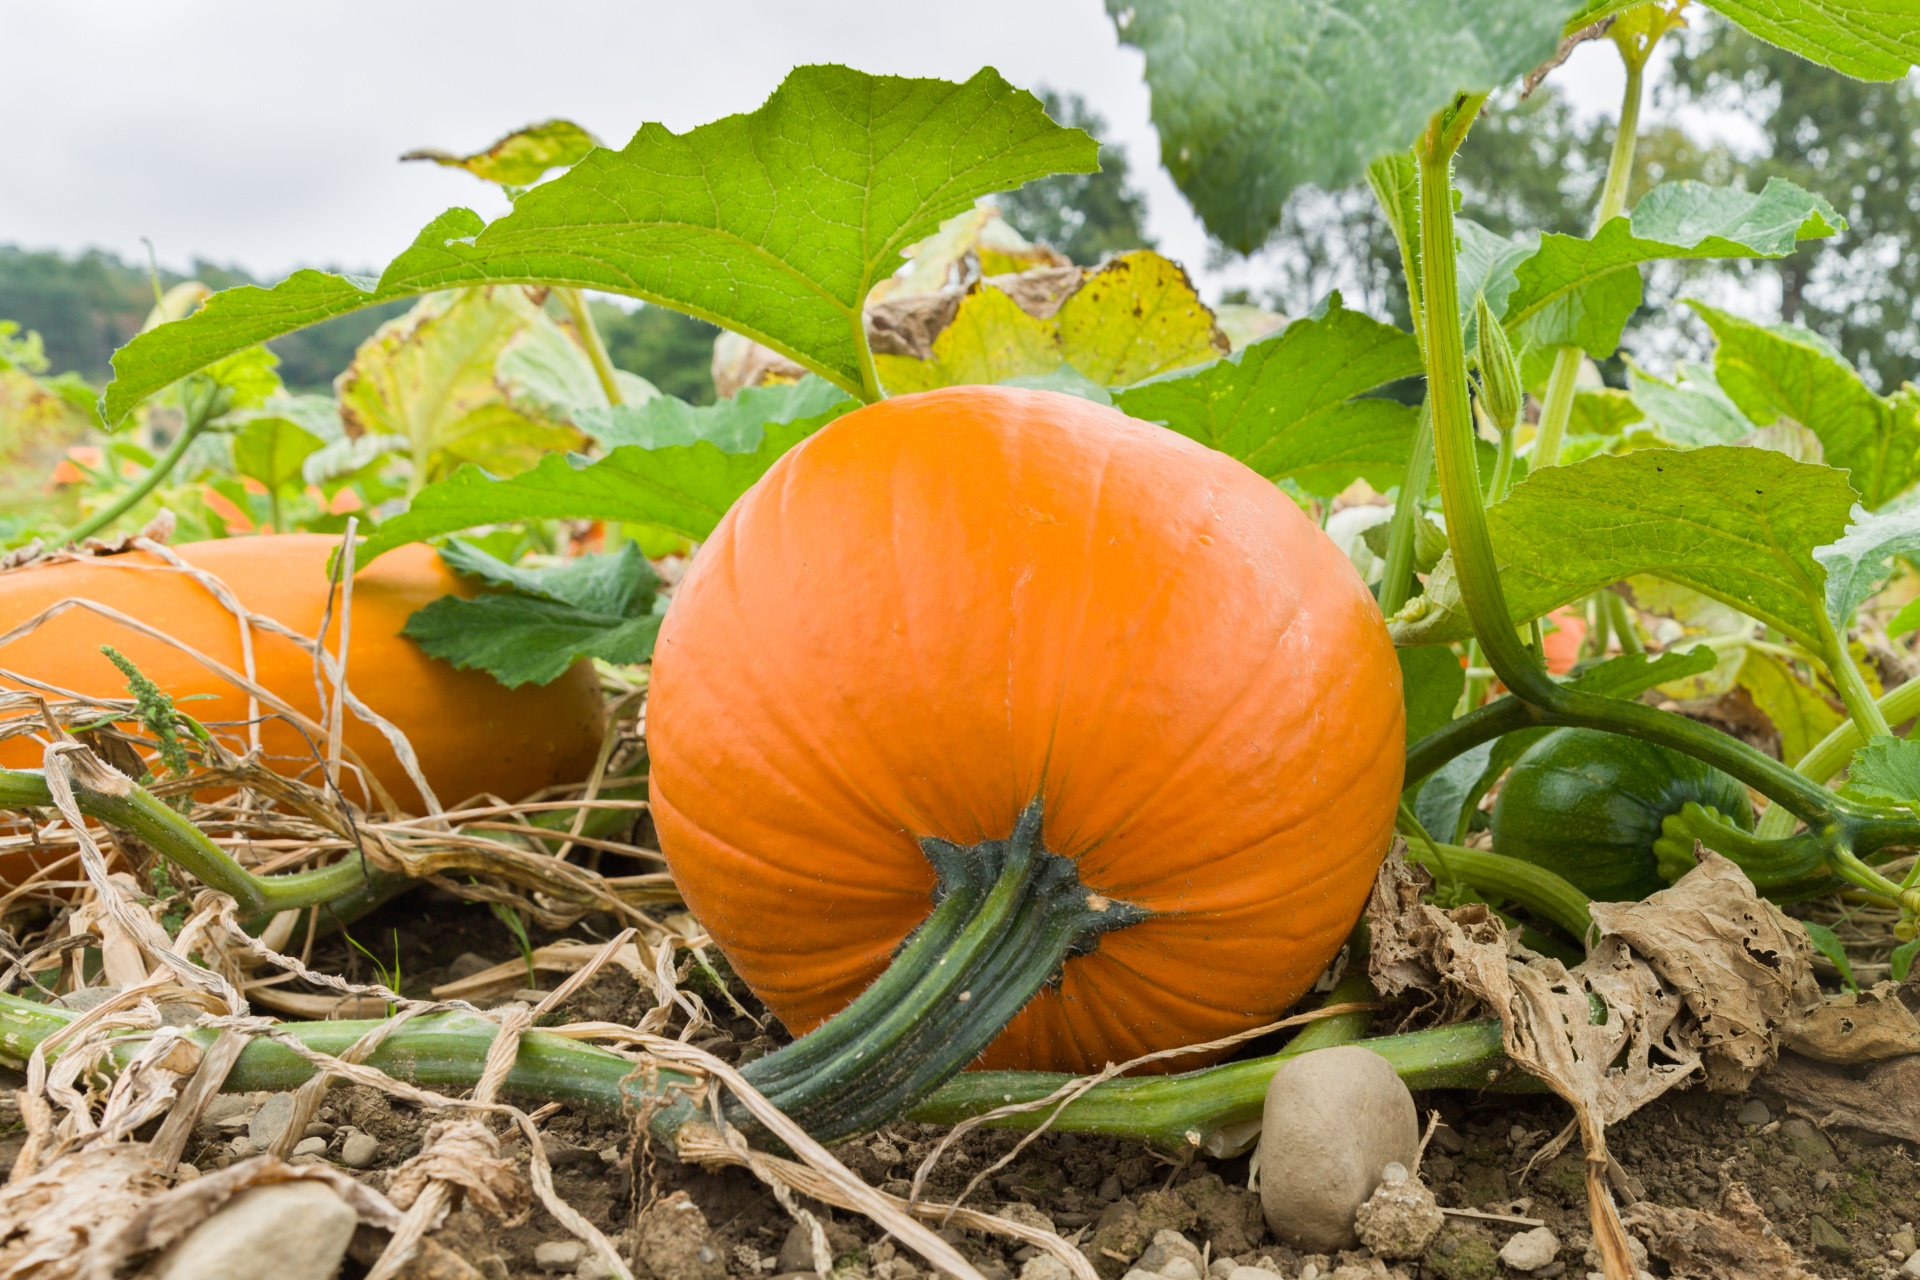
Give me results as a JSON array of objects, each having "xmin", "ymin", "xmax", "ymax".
[{"xmin": 1490, "ymin": 727, "xmax": 1755, "ymax": 902}]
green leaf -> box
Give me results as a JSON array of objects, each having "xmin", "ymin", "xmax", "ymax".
[
  {"xmin": 404, "ymin": 541, "xmax": 661, "ymax": 687},
  {"xmin": 580, "ymin": 376, "xmax": 856, "ymax": 452},
  {"xmin": 1567, "ymin": 388, "xmax": 1644, "ymax": 437},
  {"xmin": 1840, "ymin": 734, "xmax": 1920, "ymax": 807},
  {"xmin": 357, "ymin": 417, "xmax": 823, "ymax": 565},
  {"xmin": 875, "ymin": 251, "xmax": 1227, "ymax": 394},
  {"xmin": 1456, "ymin": 219, "xmax": 1534, "ymax": 343},
  {"xmin": 1400, "ymin": 644, "xmax": 1466, "ymax": 746},
  {"xmin": 1627, "ymin": 362, "xmax": 1753, "ymax": 447},
  {"xmin": 1893, "ymin": 936, "xmax": 1920, "ymax": 983},
  {"xmin": 1891, "ymin": 596, "xmax": 1920, "ymax": 640},
  {"xmin": 1499, "ymin": 179, "xmax": 1843, "ymax": 358},
  {"xmin": 1415, "ymin": 741, "xmax": 1494, "ymax": 846},
  {"xmin": 104, "ymin": 67, "xmax": 1097, "ymax": 419},
  {"xmin": 1692, "ymin": 301, "xmax": 1920, "ymax": 510},
  {"xmin": 1813, "ymin": 503, "xmax": 1920, "ymax": 631},
  {"xmin": 232, "ymin": 416, "xmax": 324, "ymax": 493},
  {"xmin": 1737, "ymin": 649, "xmax": 1844, "ymax": 767},
  {"xmin": 401, "ymin": 119, "xmax": 602, "ymax": 187},
  {"xmin": 1112, "ymin": 292, "xmax": 1422, "ymax": 496},
  {"xmin": 1801, "ymin": 919, "xmax": 1860, "ymax": 993},
  {"xmin": 1706, "ymin": 0, "xmax": 1919, "ymax": 81},
  {"xmin": 1106, "ymin": 0, "xmax": 1569, "ymax": 252},
  {"xmin": 1392, "ymin": 446, "xmax": 1858, "ymax": 649}
]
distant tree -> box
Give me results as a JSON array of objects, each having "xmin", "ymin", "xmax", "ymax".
[
  {"xmin": 998, "ymin": 92, "xmax": 1154, "ymax": 265},
  {"xmin": 591, "ymin": 301, "xmax": 720, "ymax": 405},
  {"xmin": 1668, "ymin": 16, "xmax": 1920, "ymax": 390}
]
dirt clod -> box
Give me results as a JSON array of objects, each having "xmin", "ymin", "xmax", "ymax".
[
  {"xmin": 1352, "ymin": 1164, "xmax": 1442, "ymax": 1260},
  {"xmin": 636, "ymin": 1192, "xmax": 730, "ymax": 1280}
]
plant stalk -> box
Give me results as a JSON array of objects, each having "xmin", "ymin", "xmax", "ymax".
[
  {"xmin": 61, "ymin": 381, "xmax": 218, "ymax": 545},
  {"xmin": 554, "ymin": 287, "xmax": 625, "ymax": 409},
  {"xmin": 1403, "ymin": 838, "xmax": 1593, "ymax": 941},
  {"xmin": 1756, "ymin": 675, "xmax": 1920, "ymax": 839},
  {"xmin": 1379, "ymin": 402, "xmax": 1435, "ymax": 615}
]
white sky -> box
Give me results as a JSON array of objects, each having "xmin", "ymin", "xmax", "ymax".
[{"xmin": 4, "ymin": 1, "xmax": 1659, "ymax": 301}]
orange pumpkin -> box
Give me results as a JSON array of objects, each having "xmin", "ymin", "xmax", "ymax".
[
  {"xmin": 0, "ymin": 535, "xmax": 605, "ymax": 816},
  {"xmin": 648, "ymin": 387, "xmax": 1404, "ymax": 1074}
]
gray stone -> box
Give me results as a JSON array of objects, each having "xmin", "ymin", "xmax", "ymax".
[
  {"xmin": 1156, "ymin": 1260, "xmax": 1200, "ymax": 1280},
  {"xmin": 248, "ymin": 1093, "xmax": 296, "ymax": 1150},
  {"xmin": 1777, "ymin": 1118, "xmax": 1838, "ymax": 1170},
  {"xmin": 1736, "ymin": 1099, "xmax": 1772, "ymax": 1127},
  {"xmin": 1900, "ymin": 1249, "xmax": 1920, "ymax": 1279},
  {"xmin": 1353, "ymin": 1163, "xmax": 1443, "ymax": 1260},
  {"xmin": 1257, "ymin": 1045, "xmax": 1420, "ymax": 1252},
  {"xmin": 291, "ymin": 1136, "xmax": 327, "ymax": 1158},
  {"xmin": 1225, "ymin": 1269, "xmax": 1281, "ymax": 1280},
  {"xmin": 1136, "ymin": 1230, "xmax": 1202, "ymax": 1276},
  {"xmin": 1206, "ymin": 1260, "xmax": 1237, "ymax": 1280},
  {"xmin": 536, "ymin": 1240, "xmax": 586, "ymax": 1271},
  {"xmin": 1499, "ymin": 1226, "xmax": 1560, "ymax": 1272},
  {"xmin": 338, "ymin": 1131, "xmax": 379, "ymax": 1169},
  {"xmin": 54, "ymin": 985, "xmax": 122, "ymax": 1012},
  {"xmin": 1808, "ymin": 1214, "xmax": 1852, "ymax": 1260},
  {"xmin": 147, "ymin": 1180, "xmax": 357, "ymax": 1280},
  {"xmin": 1021, "ymin": 1258, "xmax": 1073, "ymax": 1280}
]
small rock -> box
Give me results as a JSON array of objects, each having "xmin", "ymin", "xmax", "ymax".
[
  {"xmin": 869, "ymin": 1140, "xmax": 904, "ymax": 1166},
  {"xmin": 1900, "ymin": 1249, "xmax": 1920, "ymax": 1280},
  {"xmin": 1354, "ymin": 1163, "xmax": 1443, "ymax": 1260},
  {"xmin": 1777, "ymin": 1118, "xmax": 1839, "ymax": 1170},
  {"xmin": 1812, "ymin": 1170, "xmax": 1839, "ymax": 1193},
  {"xmin": 535, "ymin": 1240, "xmax": 586, "ymax": 1272},
  {"xmin": 1808, "ymin": 1214, "xmax": 1852, "ymax": 1260},
  {"xmin": 1021, "ymin": 1256, "xmax": 1073, "ymax": 1280},
  {"xmin": 1226, "ymin": 1269, "xmax": 1281, "ymax": 1280},
  {"xmin": 147, "ymin": 1181, "xmax": 357, "ymax": 1280},
  {"xmin": 445, "ymin": 951, "xmax": 495, "ymax": 981},
  {"xmin": 303, "ymin": 1121, "xmax": 336, "ymax": 1140},
  {"xmin": 1258, "ymin": 1045, "xmax": 1420, "ymax": 1252},
  {"xmin": 1158, "ymin": 1260, "xmax": 1200, "ymax": 1280},
  {"xmin": 54, "ymin": 984, "xmax": 122, "ymax": 1012},
  {"xmin": 292, "ymin": 1136, "xmax": 327, "ymax": 1158},
  {"xmin": 579, "ymin": 1256, "xmax": 622, "ymax": 1280},
  {"xmin": 200, "ymin": 1094, "xmax": 258, "ymax": 1129},
  {"xmin": 1429, "ymin": 1124, "xmax": 1467, "ymax": 1155},
  {"xmin": 1736, "ymin": 1099, "xmax": 1772, "ymax": 1128},
  {"xmin": 999, "ymin": 1203, "xmax": 1057, "ymax": 1235},
  {"xmin": 545, "ymin": 1143, "xmax": 599, "ymax": 1168},
  {"xmin": 1893, "ymin": 1228, "xmax": 1917, "ymax": 1258},
  {"xmin": 1099, "ymin": 1174, "xmax": 1125, "ymax": 1202},
  {"xmin": 1206, "ymin": 1260, "xmax": 1236, "ymax": 1280},
  {"xmin": 1498, "ymin": 1227, "xmax": 1560, "ymax": 1272},
  {"xmin": 635, "ymin": 1192, "xmax": 729, "ymax": 1280},
  {"xmin": 340, "ymin": 1132, "xmax": 380, "ymax": 1169},
  {"xmin": 1137, "ymin": 1230, "xmax": 1203, "ymax": 1276},
  {"xmin": 248, "ymin": 1093, "xmax": 296, "ymax": 1150},
  {"xmin": 598, "ymin": 1145, "xmax": 622, "ymax": 1167}
]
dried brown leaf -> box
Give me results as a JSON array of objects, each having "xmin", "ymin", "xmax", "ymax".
[
  {"xmin": 1781, "ymin": 981, "xmax": 1920, "ymax": 1063},
  {"xmin": 1762, "ymin": 1050, "xmax": 1920, "ymax": 1143},
  {"xmin": 1623, "ymin": 1183, "xmax": 1818, "ymax": 1280}
]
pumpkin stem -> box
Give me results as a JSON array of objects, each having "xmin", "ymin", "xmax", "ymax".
[{"xmin": 719, "ymin": 797, "xmax": 1148, "ymax": 1144}]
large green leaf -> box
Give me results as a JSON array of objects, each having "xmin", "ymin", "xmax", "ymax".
[
  {"xmin": 580, "ymin": 376, "xmax": 856, "ymax": 451},
  {"xmin": 404, "ymin": 541, "xmax": 662, "ymax": 688},
  {"xmin": 357, "ymin": 418, "xmax": 824, "ymax": 565},
  {"xmin": 103, "ymin": 67, "xmax": 1097, "ymax": 420},
  {"xmin": 1498, "ymin": 179, "xmax": 1843, "ymax": 358},
  {"xmin": 1391, "ymin": 445, "xmax": 1858, "ymax": 649},
  {"xmin": 1105, "ymin": 0, "xmax": 1570, "ymax": 252},
  {"xmin": 1708, "ymin": 0, "xmax": 1920, "ymax": 81},
  {"xmin": 1399, "ymin": 644, "xmax": 1466, "ymax": 746},
  {"xmin": 1112, "ymin": 293, "xmax": 1422, "ymax": 496},
  {"xmin": 1692, "ymin": 301, "xmax": 1920, "ymax": 510},
  {"xmin": 1627, "ymin": 362, "xmax": 1753, "ymax": 447}
]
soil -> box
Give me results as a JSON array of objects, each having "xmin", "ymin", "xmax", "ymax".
[{"xmin": 156, "ymin": 889, "xmax": 1920, "ymax": 1280}]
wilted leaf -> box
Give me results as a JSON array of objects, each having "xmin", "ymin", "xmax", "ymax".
[
  {"xmin": 402, "ymin": 119, "xmax": 602, "ymax": 187},
  {"xmin": 1694, "ymin": 301, "xmax": 1920, "ymax": 509},
  {"xmin": 404, "ymin": 541, "xmax": 661, "ymax": 687},
  {"xmin": 1107, "ymin": 0, "xmax": 1568, "ymax": 252},
  {"xmin": 580, "ymin": 376, "xmax": 856, "ymax": 452},
  {"xmin": 357, "ymin": 418, "xmax": 821, "ymax": 565},
  {"xmin": 1624, "ymin": 1185, "xmax": 1820, "ymax": 1280},
  {"xmin": 1736, "ymin": 650, "xmax": 1842, "ymax": 766},
  {"xmin": 104, "ymin": 67, "xmax": 1097, "ymax": 418},
  {"xmin": 1113, "ymin": 292, "xmax": 1421, "ymax": 495},
  {"xmin": 1393, "ymin": 446, "xmax": 1858, "ymax": 649},
  {"xmin": 875, "ymin": 251, "xmax": 1224, "ymax": 394},
  {"xmin": 495, "ymin": 317, "xmax": 657, "ymax": 421},
  {"xmin": 1499, "ymin": 180, "xmax": 1843, "ymax": 358},
  {"xmin": 337, "ymin": 287, "xmax": 590, "ymax": 486}
]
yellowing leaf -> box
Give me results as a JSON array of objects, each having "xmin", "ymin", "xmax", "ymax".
[
  {"xmin": 402, "ymin": 119, "xmax": 602, "ymax": 188},
  {"xmin": 874, "ymin": 250, "xmax": 1224, "ymax": 394},
  {"xmin": 1738, "ymin": 649, "xmax": 1844, "ymax": 766},
  {"xmin": 336, "ymin": 287, "xmax": 584, "ymax": 489},
  {"xmin": 1055, "ymin": 251, "xmax": 1226, "ymax": 385}
]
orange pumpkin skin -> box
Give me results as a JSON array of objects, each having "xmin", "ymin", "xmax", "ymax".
[
  {"xmin": 0, "ymin": 535, "xmax": 605, "ymax": 816},
  {"xmin": 648, "ymin": 387, "xmax": 1404, "ymax": 1074}
]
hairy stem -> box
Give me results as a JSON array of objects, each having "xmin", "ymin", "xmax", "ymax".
[
  {"xmin": 554, "ymin": 287, "xmax": 625, "ymax": 409},
  {"xmin": 1379, "ymin": 402, "xmax": 1435, "ymax": 615},
  {"xmin": 1756, "ymin": 675, "xmax": 1920, "ymax": 839},
  {"xmin": 1403, "ymin": 838, "xmax": 1594, "ymax": 941},
  {"xmin": 61, "ymin": 382, "xmax": 218, "ymax": 545}
]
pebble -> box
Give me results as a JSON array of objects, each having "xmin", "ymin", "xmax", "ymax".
[
  {"xmin": 1428, "ymin": 1123, "xmax": 1467, "ymax": 1155},
  {"xmin": 535, "ymin": 1239, "xmax": 586, "ymax": 1272},
  {"xmin": 303, "ymin": 1121, "xmax": 336, "ymax": 1140},
  {"xmin": 1499, "ymin": 1226, "xmax": 1561, "ymax": 1272},
  {"xmin": 1353, "ymin": 1162, "xmax": 1443, "ymax": 1259},
  {"xmin": 1019, "ymin": 1256, "xmax": 1073, "ymax": 1280},
  {"xmin": 1812, "ymin": 1170, "xmax": 1839, "ymax": 1193},
  {"xmin": 1808, "ymin": 1214, "xmax": 1852, "ymax": 1260},
  {"xmin": 1137, "ymin": 1230, "xmax": 1202, "ymax": 1276},
  {"xmin": 1736, "ymin": 1099, "xmax": 1772, "ymax": 1127},
  {"xmin": 1901, "ymin": 1251, "xmax": 1920, "ymax": 1280},
  {"xmin": 291, "ymin": 1136, "xmax": 327, "ymax": 1158},
  {"xmin": 1206, "ymin": 1260, "xmax": 1236, "ymax": 1280},
  {"xmin": 1226, "ymin": 1268, "xmax": 1282, "ymax": 1280},
  {"xmin": 146, "ymin": 1181, "xmax": 357, "ymax": 1280},
  {"xmin": 339, "ymin": 1131, "xmax": 380, "ymax": 1169},
  {"xmin": 1257, "ymin": 1045, "xmax": 1419, "ymax": 1252},
  {"xmin": 248, "ymin": 1093, "xmax": 296, "ymax": 1151},
  {"xmin": 1157, "ymin": 1260, "xmax": 1199, "ymax": 1280}
]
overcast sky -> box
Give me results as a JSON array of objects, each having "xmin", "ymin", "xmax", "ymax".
[{"xmin": 5, "ymin": 1, "xmax": 1647, "ymax": 300}]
